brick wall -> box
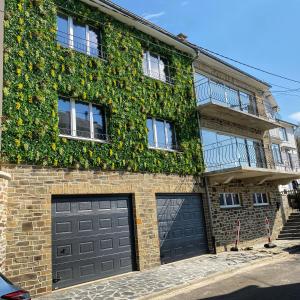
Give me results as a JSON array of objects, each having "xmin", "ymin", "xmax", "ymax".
[
  {"xmin": 0, "ymin": 178, "xmax": 8, "ymax": 273},
  {"xmin": 1, "ymin": 165, "xmax": 209, "ymax": 296},
  {"xmin": 208, "ymin": 182, "xmax": 292, "ymax": 252}
]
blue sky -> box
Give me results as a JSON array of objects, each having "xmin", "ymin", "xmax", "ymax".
[{"xmin": 114, "ymin": 0, "xmax": 300, "ymax": 124}]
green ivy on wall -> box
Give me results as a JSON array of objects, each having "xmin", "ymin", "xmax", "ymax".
[{"xmin": 2, "ymin": 0, "xmax": 204, "ymax": 175}]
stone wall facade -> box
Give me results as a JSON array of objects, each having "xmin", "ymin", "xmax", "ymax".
[
  {"xmin": 0, "ymin": 164, "xmax": 291, "ymax": 297},
  {"xmin": 1, "ymin": 165, "xmax": 210, "ymax": 296},
  {"xmin": 0, "ymin": 178, "xmax": 8, "ymax": 273},
  {"xmin": 208, "ymin": 182, "xmax": 292, "ymax": 252}
]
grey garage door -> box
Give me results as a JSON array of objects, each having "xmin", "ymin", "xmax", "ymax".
[
  {"xmin": 157, "ymin": 194, "xmax": 208, "ymax": 264},
  {"xmin": 52, "ymin": 195, "xmax": 136, "ymax": 289}
]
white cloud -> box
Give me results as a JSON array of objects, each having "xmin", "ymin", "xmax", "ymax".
[
  {"xmin": 143, "ymin": 11, "xmax": 165, "ymax": 20},
  {"xmin": 181, "ymin": 1, "xmax": 189, "ymax": 6},
  {"xmin": 290, "ymin": 112, "xmax": 300, "ymax": 123}
]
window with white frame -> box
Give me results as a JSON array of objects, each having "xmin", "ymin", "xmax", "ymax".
[
  {"xmin": 143, "ymin": 51, "xmax": 172, "ymax": 83},
  {"xmin": 58, "ymin": 97, "xmax": 107, "ymax": 141},
  {"xmin": 272, "ymin": 144, "xmax": 283, "ymax": 164},
  {"xmin": 253, "ymin": 193, "xmax": 268, "ymax": 206},
  {"xmin": 219, "ymin": 193, "xmax": 240, "ymax": 208},
  {"xmin": 147, "ymin": 118, "xmax": 177, "ymax": 150},
  {"xmin": 279, "ymin": 127, "xmax": 288, "ymax": 141},
  {"xmin": 57, "ymin": 13, "xmax": 103, "ymax": 58}
]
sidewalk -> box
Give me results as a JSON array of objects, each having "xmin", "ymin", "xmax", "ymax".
[{"xmin": 36, "ymin": 240, "xmax": 300, "ymax": 300}]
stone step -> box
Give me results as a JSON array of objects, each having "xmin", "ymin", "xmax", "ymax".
[
  {"xmin": 283, "ymin": 224, "xmax": 300, "ymax": 230},
  {"xmin": 278, "ymin": 233, "xmax": 300, "ymax": 239},
  {"xmin": 277, "ymin": 237, "xmax": 300, "ymax": 240},
  {"xmin": 286, "ymin": 220, "xmax": 300, "ymax": 225},
  {"xmin": 280, "ymin": 228, "xmax": 300, "ymax": 234},
  {"xmin": 287, "ymin": 216, "xmax": 300, "ymax": 220}
]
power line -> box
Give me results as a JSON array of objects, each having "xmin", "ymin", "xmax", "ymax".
[{"xmin": 198, "ymin": 46, "xmax": 300, "ymax": 85}]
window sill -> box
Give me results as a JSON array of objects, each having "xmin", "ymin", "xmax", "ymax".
[
  {"xmin": 143, "ymin": 74, "xmax": 174, "ymax": 86},
  {"xmin": 254, "ymin": 203, "xmax": 269, "ymax": 207},
  {"xmin": 59, "ymin": 134, "xmax": 109, "ymax": 144},
  {"xmin": 57, "ymin": 43, "xmax": 107, "ymax": 63},
  {"xmin": 149, "ymin": 146, "xmax": 179, "ymax": 153},
  {"xmin": 220, "ymin": 205, "xmax": 241, "ymax": 209}
]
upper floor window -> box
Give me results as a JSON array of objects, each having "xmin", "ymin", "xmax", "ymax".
[
  {"xmin": 58, "ymin": 97, "xmax": 107, "ymax": 141},
  {"xmin": 57, "ymin": 13, "xmax": 103, "ymax": 58},
  {"xmin": 143, "ymin": 51, "xmax": 172, "ymax": 84},
  {"xmin": 147, "ymin": 118, "xmax": 177, "ymax": 150},
  {"xmin": 272, "ymin": 144, "xmax": 283, "ymax": 164},
  {"xmin": 219, "ymin": 193, "xmax": 240, "ymax": 208},
  {"xmin": 253, "ymin": 193, "xmax": 268, "ymax": 206},
  {"xmin": 279, "ymin": 127, "xmax": 288, "ymax": 141}
]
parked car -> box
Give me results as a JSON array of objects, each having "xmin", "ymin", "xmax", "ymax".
[{"xmin": 0, "ymin": 273, "xmax": 31, "ymax": 300}]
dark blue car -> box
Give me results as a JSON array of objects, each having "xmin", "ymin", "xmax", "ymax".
[{"xmin": 0, "ymin": 273, "xmax": 31, "ymax": 300}]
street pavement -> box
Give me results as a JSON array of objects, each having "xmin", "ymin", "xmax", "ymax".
[
  {"xmin": 161, "ymin": 249, "xmax": 300, "ymax": 300},
  {"xmin": 36, "ymin": 240, "xmax": 300, "ymax": 300}
]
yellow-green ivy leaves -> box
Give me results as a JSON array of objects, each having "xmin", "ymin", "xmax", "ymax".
[{"xmin": 2, "ymin": 0, "xmax": 204, "ymax": 175}]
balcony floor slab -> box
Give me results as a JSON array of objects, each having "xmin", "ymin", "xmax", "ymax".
[
  {"xmin": 205, "ymin": 166, "xmax": 300, "ymax": 185},
  {"xmin": 198, "ymin": 101, "xmax": 281, "ymax": 131}
]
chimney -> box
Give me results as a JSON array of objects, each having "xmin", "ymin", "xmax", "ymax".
[{"xmin": 177, "ymin": 33, "xmax": 188, "ymax": 41}]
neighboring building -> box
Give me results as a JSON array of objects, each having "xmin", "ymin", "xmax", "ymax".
[
  {"xmin": 0, "ymin": 0, "xmax": 299, "ymax": 297},
  {"xmin": 269, "ymin": 120, "xmax": 300, "ymax": 191},
  {"xmin": 193, "ymin": 48, "xmax": 300, "ymax": 251}
]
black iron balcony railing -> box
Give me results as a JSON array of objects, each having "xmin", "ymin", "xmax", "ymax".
[
  {"xmin": 195, "ymin": 79, "xmax": 278, "ymax": 120},
  {"xmin": 204, "ymin": 139, "xmax": 300, "ymax": 173}
]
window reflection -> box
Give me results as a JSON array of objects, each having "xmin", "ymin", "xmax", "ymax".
[
  {"xmin": 58, "ymin": 98, "xmax": 71, "ymax": 135},
  {"xmin": 76, "ymin": 102, "xmax": 90, "ymax": 138}
]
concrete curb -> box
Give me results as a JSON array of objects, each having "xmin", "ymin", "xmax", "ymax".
[{"xmin": 140, "ymin": 251, "xmax": 292, "ymax": 300}]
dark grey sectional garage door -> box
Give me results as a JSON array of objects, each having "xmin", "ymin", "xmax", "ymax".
[
  {"xmin": 157, "ymin": 194, "xmax": 208, "ymax": 264},
  {"xmin": 52, "ymin": 195, "xmax": 135, "ymax": 289}
]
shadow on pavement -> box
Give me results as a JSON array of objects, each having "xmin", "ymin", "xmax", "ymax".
[{"xmin": 199, "ymin": 283, "xmax": 300, "ymax": 300}]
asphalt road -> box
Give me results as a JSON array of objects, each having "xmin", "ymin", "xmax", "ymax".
[{"xmin": 165, "ymin": 253, "xmax": 300, "ymax": 300}]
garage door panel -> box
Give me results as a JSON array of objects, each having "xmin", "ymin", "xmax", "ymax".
[
  {"xmin": 157, "ymin": 194, "xmax": 208, "ymax": 264},
  {"xmin": 52, "ymin": 195, "xmax": 135, "ymax": 289}
]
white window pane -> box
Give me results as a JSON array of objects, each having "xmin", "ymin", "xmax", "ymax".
[
  {"xmin": 76, "ymin": 101, "xmax": 90, "ymax": 138},
  {"xmin": 147, "ymin": 118, "xmax": 155, "ymax": 147},
  {"xmin": 262, "ymin": 194, "xmax": 268, "ymax": 203},
  {"xmin": 156, "ymin": 120, "xmax": 166, "ymax": 148},
  {"xmin": 233, "ymin": 194, "xmax": 240, "ymax": 205},
  {"xmin": 225, "ymin": 194, "xmax": 233, "ymax": 206},
  {"xmin": 89, "ymin": 26, "xmax": 101, "ymax": 57},
  {"xmin": 143, "ymin": 52, "xmax": 149, "ymax": 75},
  {"xmin": 253, "ymin": 194, "xmax": 257, "ymax": 204},
  {"xmin": 256, "ymin": 193, "xmax": 262, "ymax": 204},
  {"xmin": 166, "ymin": 122, "xmax": 176, "ymax": 149},
  {"xmin": 93, "ymin": 106, "xmax": 106, "ymax": 140},
  {"xmin": 57, "ymin": 14, "xmax": 69, "ymax": 47},
  {"xmin": 159, "ymin": 58, "xmax": 167, "ymax": 82},
  {"xmin": 149, "ymin": 53, "xmax": 160, "ymax": 79},
  {"xmin": 58, "ymin": 98, "xmax": 71, "ymax": 135},
  {"xmin": 73, "ymin": 20, "xmax": 87, "ymax": 53},
  {"xmin": 219, "ymin": 194, "xmax": 225, "ymax": 206}
]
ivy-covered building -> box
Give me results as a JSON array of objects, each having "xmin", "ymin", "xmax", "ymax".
[{"xmin": 0, "ymin": 0, "xmax": 299, "ymax": 297}]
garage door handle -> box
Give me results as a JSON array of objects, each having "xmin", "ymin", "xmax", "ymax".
[{"xmin": 53, "ymin": 276, "xmax": 61, "ymax": 283}]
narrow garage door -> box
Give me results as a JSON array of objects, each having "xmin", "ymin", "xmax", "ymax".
[
  {"xmin": 52, "ymin": 195, "xmax": 136, "ymax": 289},
  {"xmin": 157, "ymin": 194, "xmax": 208, "ymax": 264}
]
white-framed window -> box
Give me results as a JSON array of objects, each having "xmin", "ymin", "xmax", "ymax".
[
  {"xmin": 58, "ymin": 97, "xmax": 107, "ymax": 142},
  {"xmin": 253, "ymin": 193, "xmax": 268, "ymax": 206},
  {"xmin": 57, "ymin": 13, "xmax": 103, "ymax": 58},
  {"xmin": 219, "ymin": 193, "xmax": 240, "ymax": 208},
  {"xmin": 279, "ymin": 127, "xmax": 288, "ymax": 141},
  {"xmin": 143, "ymin": 51, "xmax": 172, "ymax": 84},
  {"xmin": 147, "ymin": 118, "xmax": 177, "ymax": 151},
  {"xmin": 272, "ymin": 144, "xmax": 283, "ymax": 164}
]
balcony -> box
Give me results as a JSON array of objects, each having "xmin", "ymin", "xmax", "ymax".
[
  {"xmin": 195, "ymin": 79, "xmax": 280, "ymax": 131},
  {"xmin": 204, "ymin": 139, "xmax": 300, "ymax": 185}
]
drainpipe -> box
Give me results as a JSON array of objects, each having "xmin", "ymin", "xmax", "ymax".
[
  {"xmin": 0, "ymin": 0, "xmax": 5, "ymax": 156},
  {"xmin": 193, "ymin": 50, "xmax": 216, "ymax": 254}
]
